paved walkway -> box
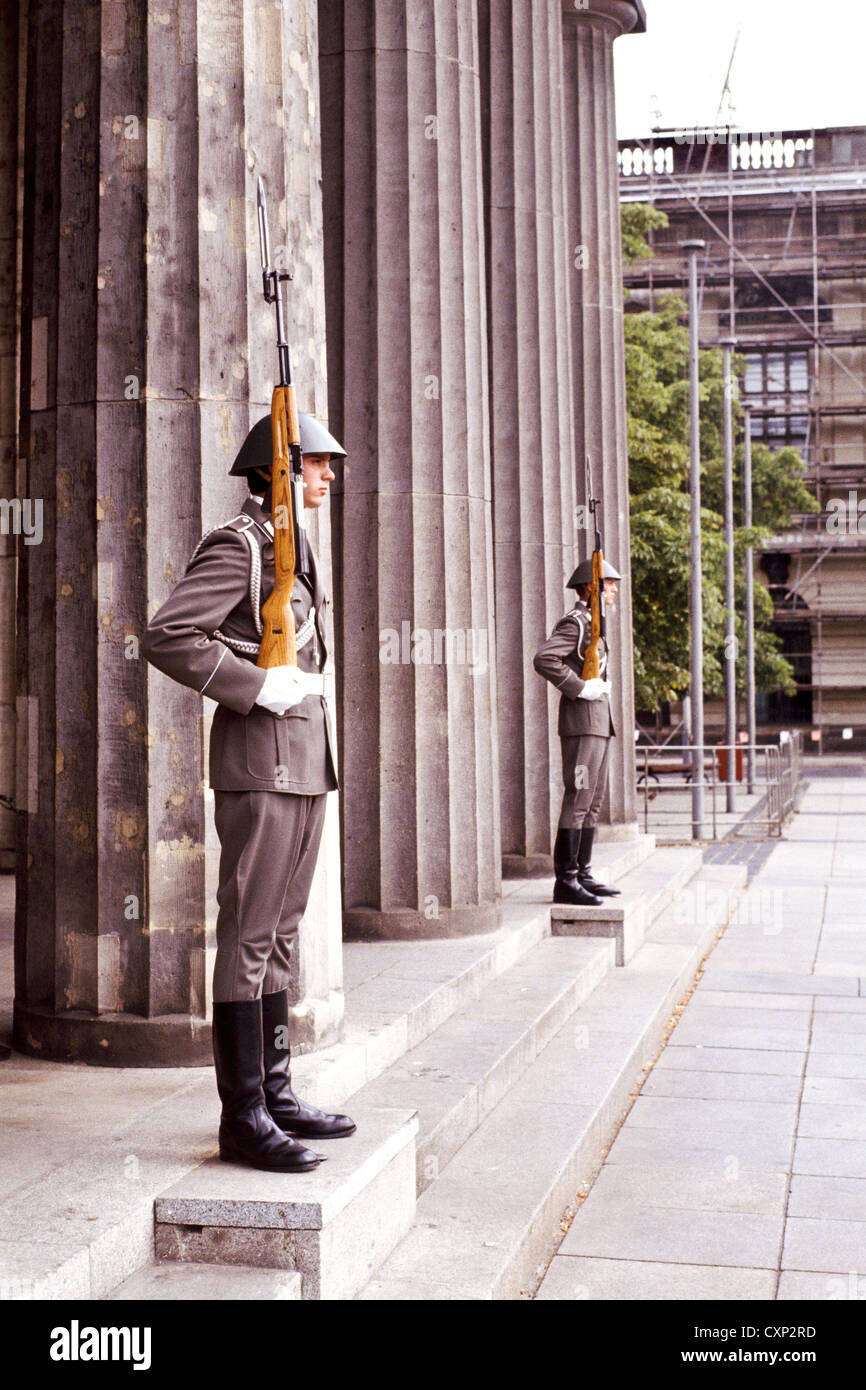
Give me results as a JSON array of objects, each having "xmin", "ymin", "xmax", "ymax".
[{"xmin": 536, "ymin": 773, "xmax": 866, "ymax": 1300}]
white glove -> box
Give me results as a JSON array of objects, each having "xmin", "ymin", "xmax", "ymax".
[
  {"xmin": 255, "ymin": 665, "xmax": 305, "ymax": 715},
  {"xmin": 578, "ymin": 677, "xmax": 607, "ymax": 702}
]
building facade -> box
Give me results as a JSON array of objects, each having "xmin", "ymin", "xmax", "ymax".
[
  {"xmin": 619, "ymin": 125, "xmax": 866, "ymax": 750},
  {"xmin": 2, "ymin": 0, "xmax": 644, "ymax": 1064}
]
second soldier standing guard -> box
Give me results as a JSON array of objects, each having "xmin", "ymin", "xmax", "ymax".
[
  {"xmin": 142, "ymin": 412, "xmax": 356, "ymax": 1173},
  {"xmin": 534, "ymin": 556, "xmax": 623, "ymax": 907}
]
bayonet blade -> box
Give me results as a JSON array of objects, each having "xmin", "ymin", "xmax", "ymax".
[{"xmin": 256, "ymin": 176, "xmax": 271, "ymax": 273}]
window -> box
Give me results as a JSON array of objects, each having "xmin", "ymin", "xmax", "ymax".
[{"xmin": 742, "ymin": 347, "xmax": 810, "ymax": 452}]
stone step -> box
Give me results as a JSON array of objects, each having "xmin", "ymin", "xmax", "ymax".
[
  {"xmin": 357, "ymin": 864, "xmax": 746, "ymax": 1301},
  {"xmin": 108, "ymin": 1261, "xmax": 302, "ymax": 1300},
  {"xmin": 290, "ymin": 836, "xmax": 655, "ymax": 1114},
  {"xmin": 551, "ymin": 845, "xmax": 703, "ymax": 964},
  {"xmin": 152, "ymin": 1104, "xmax": 417, "ymax": 1301},
  {"xmin": 352, "ymin": 935, "xmax": 615, "ymax": 1196}
]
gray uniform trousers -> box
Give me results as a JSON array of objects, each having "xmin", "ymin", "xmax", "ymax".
[
  {"xmin": 559, "ymin": 734, "xmax": 611, "ymax": 833},
  {"xmin": 212, "ymin": 790, "xmax": 327, "ymax": 1002}
]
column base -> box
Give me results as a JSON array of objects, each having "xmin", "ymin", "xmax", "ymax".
[
  {"xmin": 343, "ymin": 903, "xmax": 501, "ymax": 941},
  {"xmin": 12, "ymin": 1003, "xmax": 213, "ymax": 1067},
  {"xmin": 502, "ymin": 854, "xmax": 554, "ymax": 879},
  {"xmin": 596, "ymin": 820, "xmax": 641, "ymax": 842},
  {"xmin": 287, "ymin": 989, "xmax": 346, "ymax": 1055}
]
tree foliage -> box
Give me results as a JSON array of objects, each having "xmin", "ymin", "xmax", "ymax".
[{"xmin": 621, "ymin": 204, "xmax": 818, "ymax": 712}]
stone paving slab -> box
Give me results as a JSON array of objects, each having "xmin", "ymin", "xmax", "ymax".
[
  {"xmin": 696, "ymin": 970, "xmax": 858, "ymax": 996},
  {"xmin": 813, "ymin": 995, "xmax": 866, "ymax": 1014},
  {"xmin": 667, "ymin": 1022, "xmax": 811, "ymax": 1053},
  {"xmin": 624, "ymin": 1095, "xmax": 800, "ymax": 1135},
  {"xmin": 793, "ymin": 1137, "xmax": 866, "ymax": 1179},
  {"xmin": 810, "ymin": 1030, "xmax": 866, "ymax": 1056},
  {"xmin": 653, "ymin": 1045, "xmax": 806, "ymax": 1077},
  {"xmin": 811, "ymin": 1012, "xmax": 866, "ymax": 1036},
  {"xmin": 558, "ymin": 1201, "xmax": 784, "ymax": 1269},
  {"xmin": 777, "ymin": 1270, "xmax": 866, "ymax": 1299},
  {"xmin": 797, "ymin": 1102, "xmax": 866, "ymax": 1141},
  {"xmin": 692, "ymin": 990, "xmax": 816, "ymax": 1011},
  {"xmin": 805, "ymin": 1050, "xmax": 866, "ymax": 1081},
  {"xmin": 583, "ymin": 1162, "xmax": 788, "ymax": 1217},
  {"xmin": 678, "ymin": 1003, "xmax": 813, "ymax": 1030},
  {"xmin": 803, "ymin": 1075, "xmax": 866, "ymax": 1106},
  {"xmin": 640, "ymin": 1066, "xmax": 802, "ymax": 1104},
  {"xmin": 781, "ymin": 1216, "xmax": 866, "ymax": 1273},
  {"xmin": 536, "ymin": 1255, "xmax": 776, "ymax": 1301},
  {"xmin": 787, "ymin": 1174, "xmax": 866, "ymax": 1221},
  {"xmin": 604, "ymin": 1123, "xmax": 797, "ymax": 1172}
]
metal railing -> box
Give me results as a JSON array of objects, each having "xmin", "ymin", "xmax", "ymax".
[{"xmin": 636, "ymin": 731, "xmax": 803, "ymax": 841}]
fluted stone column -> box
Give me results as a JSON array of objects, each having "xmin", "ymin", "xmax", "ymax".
[
  {"xmin": 14, "ymin": 0, "xmax": 343, "ymax": 1063},
  {"xmin": 0, "ymin": 0, "xmax": 19, "ymax": 873},
  {"xmin": 562, "ymin": 0, "xmax": 644, "ymax": 832},
  {"xmin": 480, "ymin": 0, "xmax": 578, "ymax": 876},
  {"xmin": 320, "ymin": 0, "xmax": 501, "ymax": 938}
]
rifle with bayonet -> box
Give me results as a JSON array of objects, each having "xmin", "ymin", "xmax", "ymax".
[
  {"xmin": 255, "ymin": 176, "xmax": 311, "ymax": 670},
  {"xmin": 581, "ymin": 454, "xmax": 605, "ymax": 681}
]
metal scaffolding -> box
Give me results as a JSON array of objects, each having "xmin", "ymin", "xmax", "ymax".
[{"xmin": 619, "ymin": 125, "xmax": 866, "ymax": 751}]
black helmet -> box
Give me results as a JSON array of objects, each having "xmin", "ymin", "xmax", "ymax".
[
  {"xmin": 228, "ymin": 412, "xmax": 346, "ymax": 476},
  {"xmin": 567, "ymin": 557, "xmax": 622, "ymax": 588}
]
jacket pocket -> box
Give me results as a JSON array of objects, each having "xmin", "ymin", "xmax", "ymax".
[
  {"xmin": 243, "ymin": 704, "xmax": 310, "ymax": 786},
  {"xmin": 273, "ymin": 704, "xmax": 311, "ymax": 787}
]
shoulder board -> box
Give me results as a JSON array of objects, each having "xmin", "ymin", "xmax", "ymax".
[
  {"xmin": 190, "ymin": 514, "xmax": 257, "ymax": 562},
  {"xmin": 221, "ymin": 514, "xmax": 256, "ymax": 534}
]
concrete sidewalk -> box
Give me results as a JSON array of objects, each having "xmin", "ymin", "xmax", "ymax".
[{"xmin": 536, "ymin": 773, "xmax": 866, "ymax": 1300}]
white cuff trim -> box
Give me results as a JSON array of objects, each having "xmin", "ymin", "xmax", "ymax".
[{"xmin": 200, "ymin": 645, "xmax": 228, "ymax": 695}]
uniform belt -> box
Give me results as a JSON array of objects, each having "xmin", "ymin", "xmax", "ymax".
[
  {"xmin": 273, "ymin": 671, "xmax": 335, "ymax": 713},
  {"xmin": 301, "ymin": 671, "xmax": 334, "ymax": 700}
]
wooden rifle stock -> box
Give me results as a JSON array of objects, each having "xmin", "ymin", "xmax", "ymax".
[
  {"xmin": 581, "ymin": 548, "xmax": 604, "ymax": 680},
  {"xmin": 256, "ymin": 385, "xmax": 299, "ymax": 669}
]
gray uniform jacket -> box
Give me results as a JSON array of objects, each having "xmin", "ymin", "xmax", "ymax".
[
  {"xmin": 142, "ymin": 496, "xmax": 338, "ymax": 794},
  {"xmin": 533, "ymin": 600, "xmax": 615, "ymax": 739}
]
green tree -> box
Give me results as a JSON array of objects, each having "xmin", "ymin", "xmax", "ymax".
[{"xmin": 621, "ymin": 204, "xmax": 818, "ymax": 712}]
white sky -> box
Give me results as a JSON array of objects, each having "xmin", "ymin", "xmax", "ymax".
[{"xmin": 615, "ymin": 0, "xmax": 866, "ymax": 138}]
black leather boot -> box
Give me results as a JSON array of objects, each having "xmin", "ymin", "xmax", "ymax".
[
  {"xmin": 262, "ymin": 990, "xmax": 357, "ymax": 1139},
  {"xmin": 552, "ymin": 828, "xmax": 602, "ymax": 906},
  {"xmin": 577, "ymin": 827, "xmax": 621, "ymax": 897},
  {"xmin": 213, "ymin": 999, "xmax": 324, "ymax": 1171}
]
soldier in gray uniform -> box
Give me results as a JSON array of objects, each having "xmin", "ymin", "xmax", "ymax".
[
  {"xmin": 142, "ymin": 412, "xmax": 355, "ymax": 1172},
  {"xmin": 533, "ymin": 558, "xmax": 623, "ymax": 907}
]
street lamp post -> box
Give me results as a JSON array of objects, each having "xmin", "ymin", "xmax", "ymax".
[
  {"xmin": 721, "ymin": 336, "xmax": 737, "ymax": 813},
  {"xmin": 743, "ymin": 402, "xmax": 757, "ymax": 793},
  {"xmin": 684, "ymin": 240, "xmax": 706, "ymax": 838}
]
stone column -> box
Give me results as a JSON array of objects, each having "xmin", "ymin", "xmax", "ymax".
[
  {"xmin": 320, "ymin": 0, "xmax": 501, "ymax": 938},
  {"xmin": 14, "ymin": 0, "xmax": 343, "ymax": 1064},
  {"xmin": 0, "ymin": 1, "xmax": 20, "ymax": 873},
  {"xmin": 480, "ymin": 0, "xmax": 577, "ymax": 876},
  {"xmin": 561, "ymin": 0, "xmax": 644, "ymax": 832}
]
